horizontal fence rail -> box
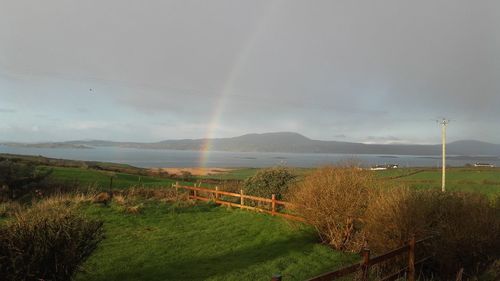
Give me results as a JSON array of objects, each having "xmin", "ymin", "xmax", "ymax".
[
  {"xmin": 306, "ymin": 236, "xmax": 434, "ymax": 281},
  {"xmin": 174, "ymin": 183, "xmax": 305, "ymax": 222}
]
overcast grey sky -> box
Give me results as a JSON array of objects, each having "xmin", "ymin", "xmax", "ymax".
[{"xmin": 1, "ymin": 0, "xmax": 499, "ymax": 144}]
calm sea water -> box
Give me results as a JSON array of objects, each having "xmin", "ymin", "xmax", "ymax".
[{"xmin": 0, "ymin": 145, "xmax": 498, "ymax": 168}]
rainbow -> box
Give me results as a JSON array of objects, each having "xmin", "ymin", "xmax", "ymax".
[{"xmin": 198, "ymin": 1, "xmax": 281, "ymax": 167}]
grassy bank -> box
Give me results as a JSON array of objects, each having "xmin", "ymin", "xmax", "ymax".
[{"xmin": 76, "ymin": 202, "xmax": 355, "ymax": 281}]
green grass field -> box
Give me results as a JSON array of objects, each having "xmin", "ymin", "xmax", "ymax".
[
  {"xmin": 76, "ymin": 202, "xmax": 355, "ymax": 281},
  {"xmin": 376, "ymin": 167, "xmax": 500, "ymax": 197},
  {"xmin": 5, "ymin": 162, "xmax": 498, "ymax": 280},
  {"xmin": 45, "ymin": 166, "xmax": 184, "ymax": 189},
  {"xmin": 45, "ymin": 165, "xmax": 500, "ymax": 197}
]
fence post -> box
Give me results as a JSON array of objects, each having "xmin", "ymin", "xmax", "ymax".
[
  {"xmin": 175, "ymin": 181, "xmax": 179, "ymax": 201},
  {"xmin": 408, "ymin": 235, "xmax": 416, "ymax": 281},
  {"xmin": 240, "ymin": 189, "xmax": 244, "ymax": 206},
  {"xmin": 215, "ymin": 186, "xmax": 219, "ymax": 201},
  {"xmin": 271, "ymin": 194, "xmax": 276, "ymax": 216},
  {"xmin": 361, "ymin": 248, "xmax": 371, "ymax": 281},
  {"xmin": 193, "ymin": 183, "xmax": 197, "ymax": 199}
]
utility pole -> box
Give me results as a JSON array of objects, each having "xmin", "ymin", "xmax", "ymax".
[{"xmin": 438, "ymin": 118, "xmax": 449, "ymax": 192}]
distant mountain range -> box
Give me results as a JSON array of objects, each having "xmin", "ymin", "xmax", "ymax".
[{"xmin": 3, "ymin": 132, "xmax": 500, "ymax": 156}]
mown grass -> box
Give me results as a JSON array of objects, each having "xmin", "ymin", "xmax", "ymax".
[{"xmin": 76, "ymin": 202, "xmax": 356, "ymax": 281}]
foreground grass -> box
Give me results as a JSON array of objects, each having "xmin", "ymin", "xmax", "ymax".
[{"xmin": 76, "ymin": 202, "xmax": 355, "ymax": 281}]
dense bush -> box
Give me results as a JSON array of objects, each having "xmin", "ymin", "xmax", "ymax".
[
  {"xmin": 0, "ymin": 199, "xmax": 104, "ymax": 281},
  {"xmin": 243, "ymin": 167, "xmax": 296, "ymax": 199},
  {"xmin": 0, "ymin": 159, "xmax": 52, "ymax": 201},
  {"xmin": 364, "ymin": 189, "xmax": 500, "ymax": 279},
  {"xmin": 289, "ymin": 166, "xmax": 379, "ymax": 251}
]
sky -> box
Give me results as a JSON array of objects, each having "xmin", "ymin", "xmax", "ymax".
[{"xmin": 1, "ymin": 0, "xmax": 499, "ymax": 144}]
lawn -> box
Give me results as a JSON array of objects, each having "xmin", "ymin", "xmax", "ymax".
[{"xmin": 76, "ymin": 202, "xmax": 356, "ymax": 281}]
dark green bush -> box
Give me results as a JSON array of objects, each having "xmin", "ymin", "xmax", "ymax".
[
  {"xmin": 243, "ymin": 167, "xmax": 296, "ymax": 199},
  {"xmin": 0, "ymin": 200, "xmax": 104, "ymax": 281},
  {"xmin": 0, "ymin": 159, "xmax": 52, "ymax": 201}
]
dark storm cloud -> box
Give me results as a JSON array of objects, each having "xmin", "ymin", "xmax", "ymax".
[{"xmin": 1, "ymin": 0, "xmax": 499, "ymax": 143}]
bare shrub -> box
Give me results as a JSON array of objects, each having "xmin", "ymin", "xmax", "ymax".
[
  {"xmin": 289, "ymin": 166, "xmax": 378, "ymax": 252},
  {"xmin": 363, "ymin": 187, "xmax": 436, "ymax": 252},
  {"xmin": 0, "ymin": 199, "xmax": 104, "ymax": 281},
  {"xmin": 364, "ymin": 189, "xmax": 500, "ymax": 279}
]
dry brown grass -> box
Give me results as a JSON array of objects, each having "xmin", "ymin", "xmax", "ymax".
[
  {"xmin": 93, "ymin": 192, "xmax": 112, "ymax": 205},
  {"xmin": 0, "ymin": 201, "xmax": 23, "ymax": 218},
  {"xmin": 125, "ymin": 204, "xmax": 144, "ymax": 214},
  {"xmin": 113, "ymin": 194, "xmax": 127, "ymax": 205},
  {"xmin": 288, "ymin": 166, "xmax": 380, "ymax": 252},
  {"xmin": 107, "ymin": 187, "xmax": 193, "ymax": 214}
]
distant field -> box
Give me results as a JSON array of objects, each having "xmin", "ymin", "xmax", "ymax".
[
  {"xmin": 76, "ymin": 202, "xmax": 356, "ymax": 281},
  {"xmin": 204, "ymin": 167, "xmax": 500, "ymax": 197},
  {"xmin": 44, "ymin": 166, "xmax": 181, "ymax": 189},
  {"xmin": 200, "ymin": 167, "xmax": 312, "ymax": 181},
  {"xmin": 376, "ymin": 167, "xmax": 500, "ymax": 197},
  {"xmin": 44, "ymin": 165, "xmax": 500, "ymax": 197}
]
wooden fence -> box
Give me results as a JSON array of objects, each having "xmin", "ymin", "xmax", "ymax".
[
  {"xmin": 305, "ymin": 235, "xmax": 434, "ymax": 281},
  {"xmin": 174, "ymin": 183, "xmax": 305, "ymax": 223}
]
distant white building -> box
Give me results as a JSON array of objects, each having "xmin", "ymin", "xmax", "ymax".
[
  {"xmin": 370, "ymin": 164, "xmax": 399, "ymax": 171},
  {"xmin": 474, "ymin": 163, "xmax": 494, "ymax": 168}
]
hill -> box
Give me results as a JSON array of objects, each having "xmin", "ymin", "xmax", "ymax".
[{"xmin": 3, "ymin": 132, "xmax": 500, "ymax": 156}]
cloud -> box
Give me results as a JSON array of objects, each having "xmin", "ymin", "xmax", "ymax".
[
  {"xmin": 0, "ymin": 0, "xmax": 499, "ymax": 143},
  {"xmin": 0, "ymin": 108, "xmax": 16, "ymax": 113}
]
